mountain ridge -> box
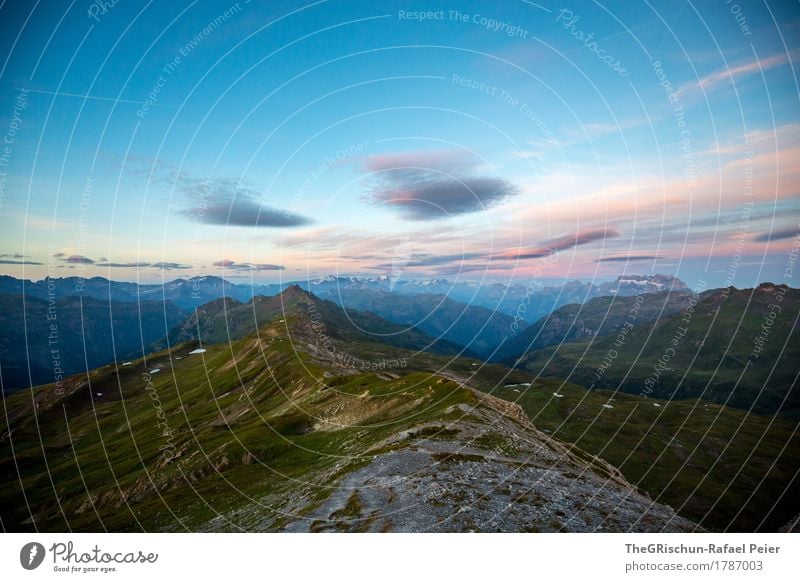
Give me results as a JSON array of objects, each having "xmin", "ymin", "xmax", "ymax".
[
  {"xmin": 0, "ymin": 302, "xmax": 697, "ymax": 533},
  {"xmin": 0, "ymin": 273, "xmax": 689, "ymax": 318},
  {"xmin": 513, "ymin": 283, "xmax": 800, "ymax": 415}
]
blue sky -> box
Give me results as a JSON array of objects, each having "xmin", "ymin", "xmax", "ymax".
[{"xmin": 0, "ymin": 0, "xmax": 798, "ymax": 287}]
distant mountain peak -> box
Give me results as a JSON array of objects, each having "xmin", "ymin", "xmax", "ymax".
[
  {"xmin": 282, "ymin": 283, "xmax": 310, "ymax": 297},
  {"xmin": 275, "ymin": 284, "xmax": 317, "ymax": 311},
  {"xmin": 601, "ymin": 274, "xmax": 688, "ymax": 293}
]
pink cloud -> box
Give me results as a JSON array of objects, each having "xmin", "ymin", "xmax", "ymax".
[{"xmin": 676, "ymin": 51, "xmax": 796, "ymax": 99}]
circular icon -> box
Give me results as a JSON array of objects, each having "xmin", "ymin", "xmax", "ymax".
[{"xmin": 20, "ymin": 542, "xmax": 46, "ymax": 570}]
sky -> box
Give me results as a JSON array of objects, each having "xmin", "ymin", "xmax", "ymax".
[{"xmin": 0, "ymin": 0, "xmax": 798, "ymax": 288}]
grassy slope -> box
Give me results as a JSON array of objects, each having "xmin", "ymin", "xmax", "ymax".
[
  {"xmin": 0, "ymin": 322, "xmax": 479, "ymax": 531},
  {"xmin": 487, "ymin": 378, "xmax": 800, "ymax": 532},
  {"xmin": 3, "ymin": 286, "xmax": 797, "ymax": 532},
  {"xmin": 320, "ymin": 289, "xmax": 517, "ymax": 358},
  {"xmin": 0, "ymin": 293, "xmax": 186, "ymax": 392},
  {"xmin": 495, "ymin": 291, "xmax": 692, "ymax": 362},
  {"xmin": 163, "ymin": 286, "xmax": 473, "ymax": 358},
  {"xmin": 515, "ymin": 284, "xmax": 800, "ymax": 415}
]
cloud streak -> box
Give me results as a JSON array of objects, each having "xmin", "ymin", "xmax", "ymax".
[
  {"xmin": 0, "ymin": 259, "xmax": 43, "ymax": 265},
  {"xmin": 676, "ymin": 52, "xmax": 795, "ymax": 99},
  {"xmin": 150, "ymin": 262, "xmax": 191, "ymax": 270},
  {"xmin": 54, "ymin": 254, "xmax": 192, "ymax": 270},
  {"xmin": 212, "ymin": 259, "xmax": 285, "ymax": 271},
  {"xmin": 499, "ymin": 227, "xmax": 620, "ymax": 260},
  {"xmin": 595, "ymin": 254, "xmax": 663, "ymax": 263},
  {"xmin": 753, "ymin": 226, "xmax": 800, "ymax": 243},
  {"xmin": 95, "ymin": 262, "xmax": 153, "ymax": 268},
  {"xmin": 358, "ymin": 228, "xmax": 620, "ymax": 275}
]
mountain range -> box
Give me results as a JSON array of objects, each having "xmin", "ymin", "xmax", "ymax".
[
  {"xmin": 159, "ymin": 285, "xmax": 472, "ymax": 359},
  {"xmin": 0, "ymin": 294, "xmax": 185, "ymax": 392},
  {"xmin": 0, "ymin": 273, "xmax": 688, "ymax": 393},
  {"xmin": 495, "ymin": 290, "xmax": 695, "ymax": 362},
  {"xmin": 512, "ymin": 283, "xmax": 800, "ymax": 416},
  {"xmin": 317, "ymin": 289, "xmax": 516, "ymax": 358},
  {"xmin": 0, "ymin": 273, "xmax": 687, "ymax": 320},
  {"xmin": 1, "ymin": 282, "xmax": 798, "ymax": 532},
  {"xmin": 0, "ymin": 285, "xmax": 697, "ymax": 533}
]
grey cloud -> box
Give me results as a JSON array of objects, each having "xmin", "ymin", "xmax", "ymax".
[
  {"xmin": 151, "ymin": 262, "xmax": 191, "ymax": 270},
  {"xmin": 62, "ymin": 255, "xmax": 95, "ymax": 264},
  {"xmin": 364, "ymin": 151, "xmax": 518, "ymax": 220},
  {"xmin": 0, "ymin": 259, "xmax": 43, "ymax": 265},
  {"xmin": 369, "ymin": 252, "xmax": 486, "ymax": 270},
  {"xmin": 753, "ymin": 226, "xmax": 799, "ymax": 242},
  {"xmin": 432, "ymin": 263, "xmax": 515, "ymax": 275},
  {"xmin": 596, "ymin": 254, "xmax": 662, "ymax": 263},
  {"xmin": 501, "ymin": 228, "xmax": 620, "ymax": 260},
  {"xmin": 213, "ymin": 259, "xmax": 284, "ymax": 271},
  {"xmin": 542, "ymin": 228, "xmax": 621, "ymax": 251},
  {"xmin": 174, "ymin": 173, "xmax": 312, "ymax": 228},
  {"xmin": 362, "ymin": 228, "xmax": 619, "ymax": 273},
  {"xmin": 95, "ymin": 262, "xmax": 152, "ymax": 268},
  {"xmin": 92, "ymin": 259, "xmax": 190, "ymax": 270},
  {"xmin": 190, "ymin": 201, "xmax": 311, "ymax": 227}
]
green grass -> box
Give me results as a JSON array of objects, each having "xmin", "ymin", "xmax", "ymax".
[
  {"xmin": 486, "ymin": 378, "xmax": 800, "ymax": 532},
  {"xmin": 516, "ymin": 285, "xmax": 800, "ymax": 415},
  {"xmin": 0, "ymin": 319, "xmax": 477, "ymax": 532}
]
